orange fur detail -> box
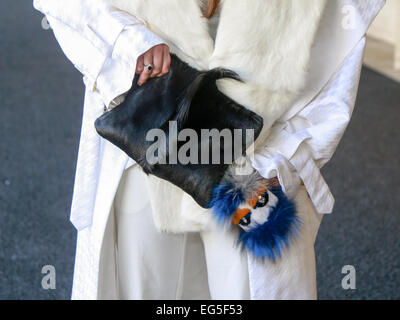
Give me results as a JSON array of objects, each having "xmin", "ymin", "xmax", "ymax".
[
  {"xmin": 232, "ymin": 208, "xmax": 250, "ymax": 225},
  {"xmin": 247, "ymin": 183, "xmax": 267, "ymax": 208}
]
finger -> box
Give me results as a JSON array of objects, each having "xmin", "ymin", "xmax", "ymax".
[
  {"xmin": 150, "ymin": 46, "xmax": 163, "ymax": 78},
  {"xmin": 138, "ymin": 51, "xmax": 153, "ymax": 86},
  {"xmin": 159, "ymin": 47, "xmax": 171, "ymax": 77},
  {"xmin": 135, "ymin": 54, "xmax": 144, "ymax": 74}
]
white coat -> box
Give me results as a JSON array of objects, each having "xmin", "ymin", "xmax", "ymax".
[{"xmin": 34, "ymin": 0, "xmax": 384, "ymax": 299}]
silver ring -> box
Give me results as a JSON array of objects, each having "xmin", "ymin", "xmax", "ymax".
[{"xmin": 144, "ymin": 63, "xmax": 153, "ymax": 72}]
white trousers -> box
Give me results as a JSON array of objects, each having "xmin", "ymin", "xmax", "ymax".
[{"xmin": 100, "ymin": 165, "xmax": 322, "ymax": 300}]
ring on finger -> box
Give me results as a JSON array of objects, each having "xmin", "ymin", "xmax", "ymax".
[{"xmin": 144, "ymin": 64, "xmax": 154, "ymax": 72}]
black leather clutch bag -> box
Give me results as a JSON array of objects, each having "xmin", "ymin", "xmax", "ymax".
[{"xmin": 95, "ymin": 54, "xmax": 263, "ymax": 208}]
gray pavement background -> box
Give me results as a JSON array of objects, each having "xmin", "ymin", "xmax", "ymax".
[{"xmin": 0, "ymin": 1, "xmax": 399, "ymax": 300}]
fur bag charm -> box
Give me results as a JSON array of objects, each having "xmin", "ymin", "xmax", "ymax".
[{"xmin": 210, "ymin": 167, "xmax": 299, "ymax": 260}]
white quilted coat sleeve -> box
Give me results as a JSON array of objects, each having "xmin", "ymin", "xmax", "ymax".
[
  {"xmin": 33, "ymin": 0, "xmax": 164, "ymax": 105},
  {"xmin": 252, "ymin": 38, "xmax": 367, "ymax": 214}
]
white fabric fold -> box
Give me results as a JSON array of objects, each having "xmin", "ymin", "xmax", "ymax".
[{"xmin": 252, "ymin": 37, "xmax": 367, "ymax": 214}]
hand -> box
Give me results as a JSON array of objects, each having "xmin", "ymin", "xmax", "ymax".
[{"xmin": 135, "ymin": 44, "xmax": 171, "ymax": 86}]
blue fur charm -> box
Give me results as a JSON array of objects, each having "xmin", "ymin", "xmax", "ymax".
[
  {"xmin": 238, "ymin": 187, "xmax": 299, "ymax": 261},
  {"xmin": 209, "ymin": 183, "xmax": 244, "ymax": 222},
  {"xmin": 209, "ymin": 172, "xmax": 300, "ymax": 261}
]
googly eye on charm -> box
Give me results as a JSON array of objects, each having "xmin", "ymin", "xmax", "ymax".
[
  {"xmin": 254, "ymin": 190, "xmax": 269, "ymax": 209},
  {"xmin": 239, "ymin": 213, "xmax": 251, "ymax": 227}
]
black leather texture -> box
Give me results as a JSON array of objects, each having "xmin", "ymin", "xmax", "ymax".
[{"xmin": 95, "ymin": 55, "xmax": 263, "ymax": 208}]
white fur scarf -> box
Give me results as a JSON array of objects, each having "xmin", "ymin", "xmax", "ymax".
[
  {"xmin": 109, "ymin": 0, "xmax": 326, "ymax": 137},
  {"xmin": 107, "ymin": 0, "xmax": 327, "ymax": 233}
]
